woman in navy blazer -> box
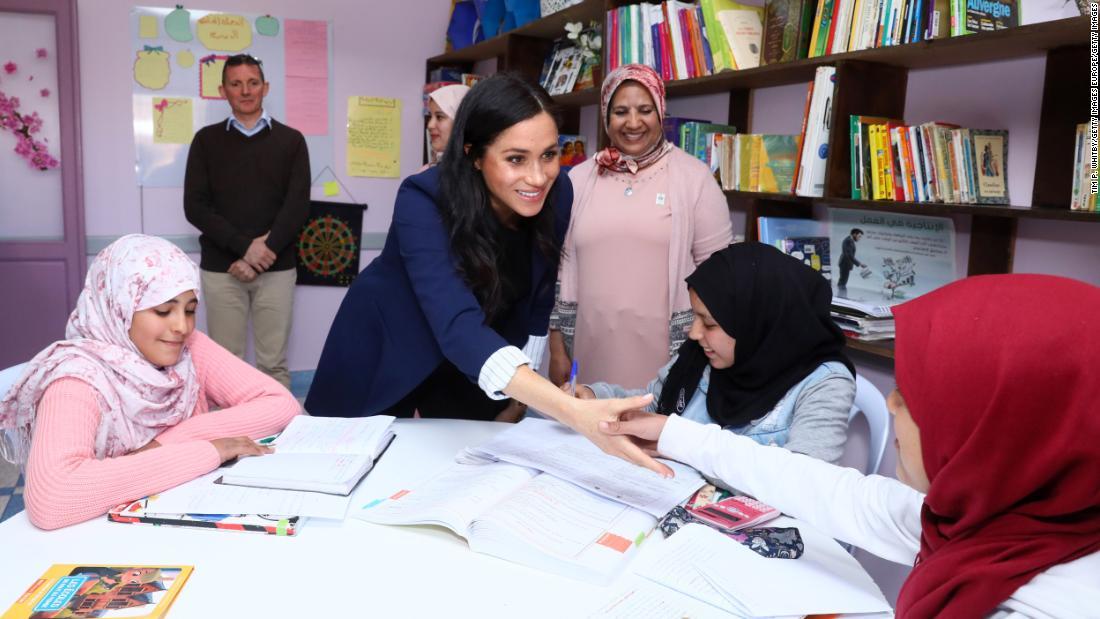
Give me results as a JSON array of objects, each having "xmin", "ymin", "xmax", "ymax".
[{"xmin": 306, "ymin": 74, "xmax": 669, "ymax": 476}]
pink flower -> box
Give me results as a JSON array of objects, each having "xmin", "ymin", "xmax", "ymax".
[
  {"xmin": 14, "ymin": 134, "xmax": 32, "ymax": 156},
  {"xmin": 25, "ymin": 112, "xmax": 43, "ymax": 134},
  {"xmin": 0, "ymin": 86, "xmax": 61, "ymax": 170},
  {"xmin": 3, "ymin": 62, "xmax": 16, "ymax": 74},
  {"xmin": 36, "ymin": 48, "xmax": 48, "ymax": 59},
  {"xmin": 39, "ymin": 88, "xmax": 49, "ymax": 98}
]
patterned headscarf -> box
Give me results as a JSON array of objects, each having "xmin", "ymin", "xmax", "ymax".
[
  {"xmin": 0, "ymin": 234, "xmax": 202, "ymax": 466},
  {"xmin": 594, "ymin": 64, "xmax": 672, "ymax": 175}
]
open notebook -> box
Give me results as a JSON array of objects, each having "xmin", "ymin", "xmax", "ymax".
[
  {"xmin": 355, "ymin": 461, "xmax": 657, "ymax": 585},
  {"xmin": 219, "ymin": 415, "xmax": 396, "ymax": 496}
]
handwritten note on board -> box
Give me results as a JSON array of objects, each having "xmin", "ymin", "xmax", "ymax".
[
  {"xmin": 196, "ymin": 13, "xmax": 252, "ymax": 51},
  {"xmin": 347, "ymin": 97, "xmax": 401, "ymax": 178}
]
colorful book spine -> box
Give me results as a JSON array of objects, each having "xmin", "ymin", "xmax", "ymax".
[
  {"xmin": 696, "ymin": 6, "xmax": 716, "ymax": 75},
  {"xmin": 790, "ymin": 80, "xmax": 815, "ymax": 194},
  {"xmin": 700, "ymin": 0, "xmax": 730, "ymax": 71},
  {"xmin": 824, "ymin": 0, "xmax": 844, "ymax": 55},
  {"xmin": 850, "ymin": 115, "xmax": 863, "ymax": 199}
]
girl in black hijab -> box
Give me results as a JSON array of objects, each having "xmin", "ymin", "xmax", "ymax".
[{"xmin": 578, "ymin": 242, "xmax": 856, "ymax": 463}]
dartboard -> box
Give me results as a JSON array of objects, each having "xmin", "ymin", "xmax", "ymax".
[{"xmin": 298, "ymin": 214, "xmax": 358, "ymax": 278}]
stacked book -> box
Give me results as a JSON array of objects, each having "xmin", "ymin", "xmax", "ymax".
[
  {"xmin": 831, "ymin": 297, "xmax": 895, "ymax": 341},
  {"xmin": 605, "ymin": 1, "xmax": 764, "ymax": 80},
  {"xmin": 850, "ymin": 116, "xmax": 1009, "ymax": 205}
]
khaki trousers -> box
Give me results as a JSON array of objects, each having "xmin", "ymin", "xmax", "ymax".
[{"xmin": 201, "ymin": 268, "xmax": 296, "ymax": 389}]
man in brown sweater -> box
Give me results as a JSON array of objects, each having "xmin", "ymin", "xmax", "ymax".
[{"xmin": 184, "ymin": 54, "xmax": 310, "ymax": 389}]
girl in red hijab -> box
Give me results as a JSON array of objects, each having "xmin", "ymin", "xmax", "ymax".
[{"xmin": 599, "ymin": 274, "xmax": 1100, "ymax": 616}]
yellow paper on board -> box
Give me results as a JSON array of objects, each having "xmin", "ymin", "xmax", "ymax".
[
  {"xmin": 177, "ymin": 49, "xmax": 195, "ymax": 68},
  {"xmin": 323, "ymin": 181, "xmax": 340, "ymax": 196},
  {"xmin": 133, "ymin": 49, "xmax": 171, "ymax": 90},
  {"xmin": 347, "ymin": 97, "xmax": 401, "ymax": 178},
  {"xmin": 199, "ymin": 56, "xmax": 227, "ymax": 99},
  {"xmin": 139, "ymin": 15, "xmax": 158, "ymax": 38},
  {"xmin": 153, "ymin": 97, "xmax": 193, "ymax": 144},
  {"xmin": 196, "ymin": 13, "xmax": 253, "ymax": 52}
]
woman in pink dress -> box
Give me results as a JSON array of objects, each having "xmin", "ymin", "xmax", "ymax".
[{"xmin": 549, "ymin": 64, "xmax": 732, "ymax": 388}]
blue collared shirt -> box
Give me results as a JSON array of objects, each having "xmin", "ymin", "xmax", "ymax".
[{"xmin": 226, "ymin": 110, "xmax": 272, "ymax": 137}]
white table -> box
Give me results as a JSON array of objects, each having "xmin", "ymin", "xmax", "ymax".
[{"xmin": 0, "ymin": 419, "xmax": 881, "ymax": 618}]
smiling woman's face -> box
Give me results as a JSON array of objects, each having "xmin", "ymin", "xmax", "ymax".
[
  {"xmin": 129, "ymin": 290, "xmax": 197, "ymax": 367},
  {"xmin": 475, "ymin": 111, "xmax": 561, "ymax": 228},
  {"xmin": 687, "ymin": 289, "xmax": 736, "ymax": 369},
  {"xmin": 607, "ymin": 81, "xmax": 661, "ymax": 157}
]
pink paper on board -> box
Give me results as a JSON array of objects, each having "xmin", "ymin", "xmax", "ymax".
[
  {"xmin": 285, "ymin": 76, "xmax": 328, "ymax": 135},
  {"xmin": 284, "ymin": 19, "xmax": 328, "ymax": 79}
]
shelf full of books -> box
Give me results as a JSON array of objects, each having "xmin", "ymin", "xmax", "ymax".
[
  {"xmin": 604, "ymin": 1, "xmax": 764, "ymax": 81},
  {"xmin": 659, "ymin": 59, "xmax": 1098, "ymax": 220},
  {"xmin": 850, "ymin": 117, "xmax": 1009, "ymax": 205}
]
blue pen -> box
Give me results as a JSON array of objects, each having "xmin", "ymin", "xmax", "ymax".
[{"xmin": 568, "ymin": 359, "xmax": 579, "ymax": 397}]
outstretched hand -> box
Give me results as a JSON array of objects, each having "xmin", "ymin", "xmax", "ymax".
[
  {"xmin": 569, "ymin": 394, "xmax": 674, "ymax": 478},
  {"xmin": 599, "ymin": 410, "xmax": 669, "ymax": 457}
]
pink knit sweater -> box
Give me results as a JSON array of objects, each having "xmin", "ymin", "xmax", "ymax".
[{"xmin": 24, "ymin": 331, "xmax": 301, "ymax": 530}]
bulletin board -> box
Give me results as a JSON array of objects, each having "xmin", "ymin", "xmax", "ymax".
[{"xmin": 130, "ymin": 5, "xmax": 334, "ymax": 187}]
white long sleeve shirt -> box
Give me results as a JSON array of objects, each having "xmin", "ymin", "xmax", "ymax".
[{"xmin": 658, "ymin": 414, "xmax": 1100, "ymax": 618}]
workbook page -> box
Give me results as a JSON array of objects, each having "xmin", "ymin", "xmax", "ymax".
[
  {"xmin": 469, "ymin": 473, "xmax": 657, "ymax": 585},
  {"xmin": 472, "ymin": 473, "xmax": 631, "ymax": 558},
  {"xmin": 354, "ymin": 462, "xmax": 536, "ymax": 536}
]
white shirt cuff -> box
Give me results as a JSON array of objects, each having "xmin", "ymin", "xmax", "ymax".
[
  {"xmin": 521, "ymin": 334, "xmax": 548, "ymax": 372},
  {"xmin": 478, "ymin": 345, "xmax": 531, "ymax": 400}
]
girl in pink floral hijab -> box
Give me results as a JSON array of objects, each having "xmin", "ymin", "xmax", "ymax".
[
  {"xmin": 0, "ymin": 235, "xmax": 298, "ymax": 529},
  {"xmin": 1, "ymin": 234, "xmax": 204, "ymax": 465}
]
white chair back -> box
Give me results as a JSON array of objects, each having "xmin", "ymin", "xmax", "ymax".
[
  {"xmin": 848, "ymin": 374, "xmax": 890, "ymax": 475},
  {"xmin": 0, "ymin": 363, "xmax": 29, "ymax": 401}
]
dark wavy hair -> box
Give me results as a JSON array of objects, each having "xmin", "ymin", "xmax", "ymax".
[{"xmin": 437, "ymin": 72, "xmax": 562, "ymax": 322}]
